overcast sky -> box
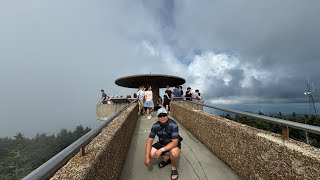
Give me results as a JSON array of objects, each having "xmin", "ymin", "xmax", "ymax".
[{"xmin": 1, "ymin": 1, "xmax": 319, "ymax": 137}]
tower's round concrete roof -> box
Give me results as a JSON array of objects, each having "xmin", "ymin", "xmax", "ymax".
[{"xmin": 115, "ymin": 74, "xmax": 185, "ymax": 88}]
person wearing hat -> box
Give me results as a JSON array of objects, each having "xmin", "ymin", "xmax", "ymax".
[{"xmin": 144, "ymin": 108, "xmax": 182, "ymax": 180}]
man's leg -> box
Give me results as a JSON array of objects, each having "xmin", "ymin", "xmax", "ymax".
[
  {"xmin": 142, "ymin": 101, "xmax": 146, "ymax": 114},
  {"xmin": 169, "ymin": 147, "xmax": 180, "ymax": 168},
  {"xmin": 149, "ymin": 147, "xmax": 157, "ymax": 158},
  {"xmin": 138, "ymin": 101, "xmax": 142, "ymax": 115},
  {"xmin": 150, "ymin": 147, "xmax": 169, "ymax": 161},
  {"xmin": 170, "ymin": 147, "xmax": 180, "ymax": 180}
]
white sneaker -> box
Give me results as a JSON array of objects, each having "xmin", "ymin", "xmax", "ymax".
[{"xmin": 147, "ymin": 115, "xmax": 151, "ymax": 119}]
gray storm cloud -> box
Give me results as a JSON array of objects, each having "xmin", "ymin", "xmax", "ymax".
[
  {"xmin": 0, "ymin": 0, "xmax": 319, "ymax": 137},
  {"xmin": 168, "ymin": 0, "xmax": 320, "ymax": 103}
]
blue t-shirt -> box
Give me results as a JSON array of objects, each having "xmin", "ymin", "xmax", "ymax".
[
  {"xmin": 149, "ymin": 119, "xmax": 179, "ymax": 146},
  {"xmin": 173, "ymin": 88, "xmax": 181, "ymax": 97}
]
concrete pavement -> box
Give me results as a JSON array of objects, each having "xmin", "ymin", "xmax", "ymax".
[{"xmin": 120, "ymin": 112, "xmax": 240, "ymax": 180}]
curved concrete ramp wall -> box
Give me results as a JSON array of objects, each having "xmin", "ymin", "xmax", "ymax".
[
  {"xmin": 52, "ymin": 103, "xmax": 138, "ymax": 180},
  {"xmin": 96, "ymin": 103, "xmax": 128, "ymax": 120},
  {"xmin": 171, "ymin": 102, "xmax": 320, "ymax": 180}
]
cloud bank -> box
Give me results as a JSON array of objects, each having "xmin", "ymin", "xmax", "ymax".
[{"xmin": 0, "ymin": 0, "xmax": 319, "ymax": 137}]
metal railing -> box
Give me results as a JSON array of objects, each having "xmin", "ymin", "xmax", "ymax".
[
  {"xmin": 174, "ymin": 99, "xmax": 320, "ymax": 139},
  {"xmin": 23, "ymin": 100, "xmax": 136, "ymax": 180}
]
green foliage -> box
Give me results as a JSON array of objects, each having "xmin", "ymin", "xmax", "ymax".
[
  {"xmin": 0, "ymin": 125, "xmax": 91, "ymax": 180},
  {"xmin": 221, "ymin": 112, "xmax": 320, "ymax": 148}
]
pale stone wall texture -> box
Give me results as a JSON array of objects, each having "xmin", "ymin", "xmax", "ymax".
[
  {"xmin": 171, "ymin": 102, "xmax": 320, "ymax": 180},
  {"xmin": 176, "ymin": 100, "xmax": 203, "ymax": 111},
  {"xmin": 96, "ymin": 103, "xmax": 128, "ymax": 120},
  {"xmin": 52, "ymin": 103, "xmax": 138, "ymax": 180}
]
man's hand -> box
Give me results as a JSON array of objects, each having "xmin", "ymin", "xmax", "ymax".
[
  {"xmin": 145, "ymin": 156, "xmax": 151, "ymax": 168},
  {"xmin": 154, "ymin": 149, "xmax": 162, "ymax": 159}
]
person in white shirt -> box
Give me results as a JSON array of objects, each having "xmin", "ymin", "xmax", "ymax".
[
  {"xmin": 144, "ymin": 86, "xmax": 154, "ymax": 119},
  {"xmin": 137, "ymin": 85, "xmax": 145, "ymax": 115}
]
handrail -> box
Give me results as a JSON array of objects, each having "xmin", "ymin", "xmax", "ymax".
[
  {"xmin": 174, "ymin": 99, "xmax": 320, "ymax": 136},
  {"xmin": 23, "ymin": 100, "xmax": 137, "ymax": 180}
]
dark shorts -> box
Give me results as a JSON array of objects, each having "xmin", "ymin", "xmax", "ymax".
[
  {"xmin": 152, "ymin": 142, "xmax": 181, "ymax": 155},
  {"xmin": 163, "ymin": 98, "xmax": 171, "ymax": 106}
]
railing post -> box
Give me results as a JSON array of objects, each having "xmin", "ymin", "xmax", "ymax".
[
  {"xmin": 80, "ymin": 146, "xmax": 86, "ymax": 156},
  {"xmin": 281, "ymin": 125, "xmax": 289, "ymax": 140}
]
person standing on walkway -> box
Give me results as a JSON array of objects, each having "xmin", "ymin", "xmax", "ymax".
[
  {"xmin": 172, "ymin": 86, "xmax": 182, "ymax": 101},
  {"xmin": 157, "ymin": 95, "xmax": 164, "ymax": 108},
  {"xmin": 185, "ymin": 87, "xmax": 193, "ymax": 101},
  {"xmin": 194, "ymin": 89, "xmax": 204, "ymax": 102},
  {"xmin": 137, "ymin": 85, "xmax": 145, "ymax": 115},
  {"xmin": 179, "ymin": 85, "xmax": 184, "ymax": 98},
  {"xmin": 99, "ymin": 89, "xmax": 107, "ymax": 104},
  {"xmin": 163, "ymin": 85, "xmax": 172, "ymax": 112},
  {"xmin": 144, "ymin": 86, "xmax": 154, "ymax": 119},
  {"xmin": 145, "ymin": 108, "xmax": 182, "ymax": 180}
]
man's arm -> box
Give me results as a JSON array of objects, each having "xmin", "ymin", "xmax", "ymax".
[
  {"xmin": 161, "ymin": 139, "xmax": 178, "ymax": 152},
  {"xmin": 145, "ymin": 137, "xmax": 154, "ymax": 168},
  {"xmin": 145, "ymin": 137, "xmax": 154, "ymax": 158}
]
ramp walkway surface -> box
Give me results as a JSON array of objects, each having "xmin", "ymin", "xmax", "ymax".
[{"xmin": 120, "ymin": 112, "xmax": 240, "ymax": 180}]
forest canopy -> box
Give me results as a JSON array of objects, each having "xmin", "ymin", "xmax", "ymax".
[
  {"xmin": 0, "ymin": 125, "xmax": 91, "ymax": 180},
  {"xmin": 221, "ymin": 112, "xmax": 320, "ymax": 148}
]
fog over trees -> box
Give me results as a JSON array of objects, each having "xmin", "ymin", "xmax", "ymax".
[{"xmin": 0, "ymin": 125, "xmax": 91, "ymax": 179}]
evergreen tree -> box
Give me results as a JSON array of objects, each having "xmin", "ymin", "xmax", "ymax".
[{"xmin": 0, "ymin": 126, "xmax": 91, "ymax": 179}]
